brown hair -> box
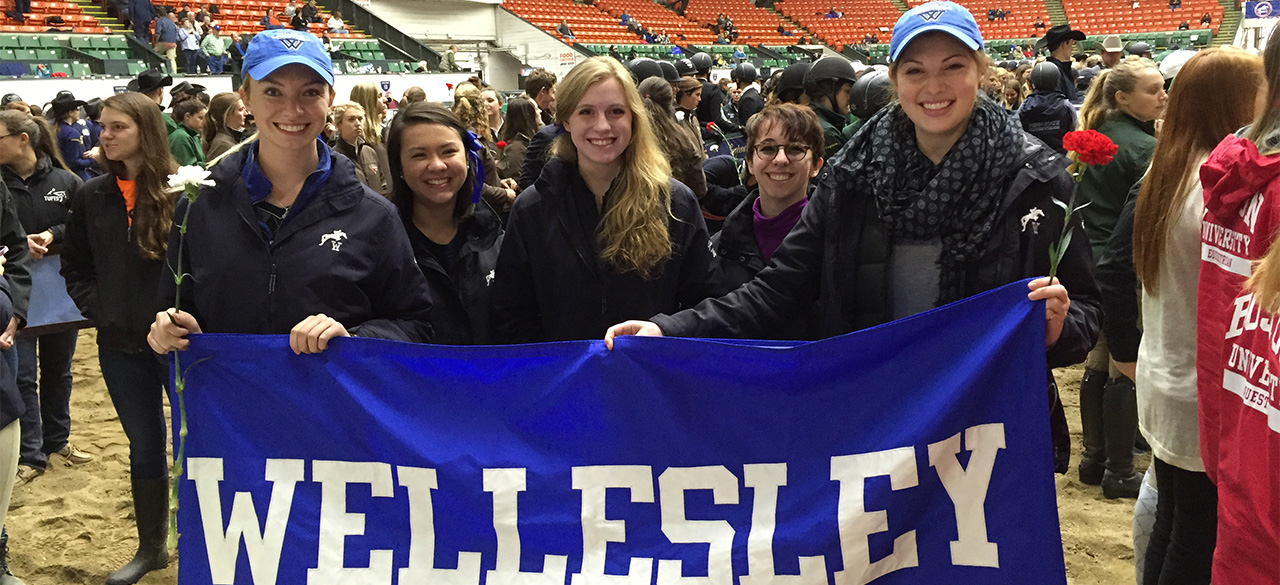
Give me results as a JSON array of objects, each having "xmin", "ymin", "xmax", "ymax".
[
  {"xmin": 349, "ymin": 82, "xmax": 384, "ymax": 145},
  {"xmin": 203, "ymin": 92, "xmax": 239, "ymax": 154},
  {"xmin": 102, "ymin": 92, "xmax": 177, "ymax": 260},
  {"xmin": 401, "ymin": 86, "xmax": 426, "ymax": 104},
  {"xmin": 674, "ymin": 77, "xmax": 701, "ymax": 105},
  {"xmin": 743, "ymin": 103, "xmax": 825, "ymax": 171},
  {"xmin": 525, "ymin": 68, "xmax": 557, "ymax": 99},
  {"xmin": 498, "ymin": 96, "xmax": 539, "ymax": 143},
  {"xmin": 1135, "ymin": 48, "xmax": 1263, "ymax": 295},
  {"xmin": 386, "ymin": 102, "xmax": 477, "ymax": 222},
  {"xmin": 1245, "ymin": 23, "xmax": 1280, "ymax": 154},
  {"xmin": 0, "ymin": 110, "xmax": 69, "ymax": 172},
  {"xmin": 452, "ymin": 84, "xmax": 490, "ymax": 140}
]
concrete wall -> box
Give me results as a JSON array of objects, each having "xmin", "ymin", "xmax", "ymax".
[
  {"xmin": 495, "ymin": 7, "xmax": 588, "ymax": 81},
  {"xmin": 361, "ymin": 0, "xmax": 498, "ymax": 41}
]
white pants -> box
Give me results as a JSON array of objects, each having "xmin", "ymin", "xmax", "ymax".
[{"xmin": 0, "ymin": 420, "xmax": 18, "ymax": 529}]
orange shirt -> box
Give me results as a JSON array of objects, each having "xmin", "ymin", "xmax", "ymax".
[{"xmin": 116, "ymin": 178, "xmax": 136, "ymax": 225}]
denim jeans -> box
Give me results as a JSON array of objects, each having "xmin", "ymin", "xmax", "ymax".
[
  {"xmin": 183, "ymin": 48, "xmax": 202, "ymax": 74},
  {"xmin": 16, "ymin": 329, "xmax": 78, "ymax": 470},
  {"xmin": 206, "ymin": 53, "xmax": 226, "ymax": 74},
  {"xmin": 98, "ymin": 348, "xmax": 169, "ymax": 480}
]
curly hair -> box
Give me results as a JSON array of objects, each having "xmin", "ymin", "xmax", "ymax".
[{"xmin": 452, "ymin": 84, "xmax": 490, "ymax": 141}]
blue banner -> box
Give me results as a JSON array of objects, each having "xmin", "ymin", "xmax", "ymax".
[
  {"xmin": 23, "ymin": 256, "xmax": 86, "ymax": 333},
  {"xmin": 1246, "ymin": 1, "xmax": 1278, "ymax": 18},
  {"xmin": 176, "ymin": 281, "xmax": 1065, "ymax": 585}
]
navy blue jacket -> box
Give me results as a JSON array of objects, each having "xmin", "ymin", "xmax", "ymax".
[
  {"xmin": 0, "ymin": 279, "xmax": 16, "ymax": 428},
  {"xmin": 406, "ymin": 201, "xmax": 503, "ymax": 345},
  {"xmin": 162, "ymin": 144, "xmax": 434, "ymax": 342},
  {"xmin": 1018, "ymin": 90, "xmax": 1076, "ymax": 155},
  {"xmin": 57, "ymin": 121, "xmax": 94, "ymax": 181},
  {"xmin": 492, "ymin": 157, "xmax": 719, "ymax": 343}
]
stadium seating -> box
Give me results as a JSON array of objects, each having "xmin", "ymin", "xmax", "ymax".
[
  {"xmin": 773, "ymin": 0, "xmax": 903, "ymax": 48},
  {"xmin": 682, "ymin": 0, "xmax": 800, "ymax": 45},
  {"xmin": 505, "ymin": 0, "xmax": 650, "ymax": 44},
  {"xmin": 905, "ymin": 0, "xmax": 1052, "ymax": 41},
  {"xmin": 0, "ymin": 0, "xmax": 107, "ymax": 32},
  {"xmin": 1062, "ymin": 0, "xmax": 1222, "ymax": 36},
  {"xmin": 594, "ymin": 0, "xmax": 714, "ymax": 43}
]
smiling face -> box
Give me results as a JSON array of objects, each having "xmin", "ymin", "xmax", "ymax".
[
  {"xmin": 482, "ymin": 89, "xmax": 503, "ymax": 118},
  {"xmin": 400, "ymin": 122, "xmax": 468, "ymax": 211},
  {"xmin": 891, "ymin": 32, "xmax": 983, "ymax": 154},
  {"xmin": 1115, "ymin": 67, "xmax": 1167, "ymax": 123},
  {"xmin": 99, "ymin": 107, "xmax": 141, "ymax": 164},
  {"xmin": 563, "ymin": 77, "xmax": 632, "ymax": 174},
  {"xmin": 745, "ymin": 121, "xmax": 823, "ymax": 205},
  {"xmin": 240, "ymin": 64, "xmax": 334, "ymax": 153}
]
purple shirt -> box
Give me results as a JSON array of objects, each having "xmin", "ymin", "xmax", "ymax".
[{"xmin": 752, "ymin": 196, "xmax": 807, "ymax": 261}]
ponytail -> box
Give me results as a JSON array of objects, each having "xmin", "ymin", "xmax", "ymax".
[
  {"xmin": 0, "ymin": 110, "xmax": 70, "ymax": 172},
  {"xmin": 1077, "ymin": 56, "xmax": 1158, "ymax": 132}
]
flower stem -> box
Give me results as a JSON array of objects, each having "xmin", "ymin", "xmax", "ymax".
[{"xmin": 167, "ymin": 189, "xmax": 197, "ymax": 549}]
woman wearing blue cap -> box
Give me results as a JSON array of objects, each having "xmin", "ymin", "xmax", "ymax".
[
  {"xmin": 606, "ymin": 1, "xmax": 1100, "ymax": 468},
  {"xmin": 146, "ymin": 28, "xmax": 434, "ymax": 355}
]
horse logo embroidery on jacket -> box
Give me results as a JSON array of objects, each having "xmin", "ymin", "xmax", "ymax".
[{"xmin": 320, "ymin": 230, "xmax": 347, "ymax": 251}]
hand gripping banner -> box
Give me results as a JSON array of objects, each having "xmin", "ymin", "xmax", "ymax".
[{"xmin": 175, "ymin": 281, "xmax": 1066, "ymax": 585}]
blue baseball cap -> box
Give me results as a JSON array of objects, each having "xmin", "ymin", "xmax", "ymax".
[
  {"xmin": 888, "ymin": 1, "xmax": 983, "ymax": 62},
  {"xmin": 243, "ymin": 28, "xmax": 333, "ymax": 85}
]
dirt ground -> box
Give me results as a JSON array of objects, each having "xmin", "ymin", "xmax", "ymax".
[{"xmin": 3, "ymin": 332, "xmax": 1143, "ymax": 584}]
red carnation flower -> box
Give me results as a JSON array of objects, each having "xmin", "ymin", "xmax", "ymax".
[
  {"xmin": 446, "ymin": 83, "xmax": 454, "ymax": 90},
  {"xmin": 1062, "ymin": 130, "xmax": 1118, "ymax": 166},
  {"xmin": 706, "ymin": 121, "xmax": 717, "ymax": 132},
  {"xmin": 496, "ymin": 140, "xmax": 507, "ymax": 149}
]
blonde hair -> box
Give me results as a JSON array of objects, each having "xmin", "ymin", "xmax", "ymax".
[
  {"xmin": 452, "ymin": 84, "xmax": 490, "ymax": 140},
  {"xmin": 331, "ymin": 100, "xmax": 365, "ymax": 120},
  {"xmin": 553, "ymin": 57, "xmax": 674, "ymax": 278},
  {"xmin": 1077, "ymin": 56, "xmax": 1159, "ymax": 132},
  {"xmin": 348, "ymin": 82, "xmax": 384, "ymax": 145}
]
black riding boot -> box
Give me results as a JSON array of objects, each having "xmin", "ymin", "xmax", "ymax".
[
  {"xmin": 0, "ymin": 527, "xmax": 24, "ymax": 585},
  {"xmin": 1101, "ymin": 376, "xmax": 1142, "ymax": 499},
  {"xmin": 105, "ymin": 477, "xmax": 171, "ymax": 585},
  {"xmin": 1077, "ymin": 368, "xmax": 1108, "ymax": 485}
]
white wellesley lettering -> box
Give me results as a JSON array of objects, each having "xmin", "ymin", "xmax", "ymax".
[
  {"xmin": 739, "ymin": 464, "xmax": 827, "ymax": 585},
  {"xmin": 191, "ymin": 458, "xmax": 303, "ymax": 585},
  {"xmin": 396, "ymin": 466, "xmax": 482, "ymax": 584},
  {"xmin": 656, "ymin": 466, "xmax": 738, "ymax": 585},
  {"xmin": 307, "ymin": 461, "xmax": 395, "ymax": 585},
  {"xmin": 927, "ymin": 424, "xmax": 1005, "ymax": 568},
  {"xmin": 571, "ymin": 465, "xmax": 654, "ymax": 585},
  {"xmin": 483, "ymin": 468, "xmax": 569, "ymax": 584},
  {"xmin": 830, "ymin": 447, "xmax": 920, "ymax": 585}
]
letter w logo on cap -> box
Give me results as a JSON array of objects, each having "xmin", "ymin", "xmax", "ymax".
[
  {"xmin": 279, "ymin": 37, "xmax": 306, "ymax": 50},
  {"xmin": 919, "ymin": 9, "xmax": 947, "ymax": 21}
]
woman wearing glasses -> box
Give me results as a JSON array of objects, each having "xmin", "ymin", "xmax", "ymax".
[{"xmin": 607, "ymin": 2, "xmax": 1100, "ymax": 386}]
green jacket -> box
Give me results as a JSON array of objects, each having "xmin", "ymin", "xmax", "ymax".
[
  {"xmin": 201, "ymin": 33, "xmax": 225, "ymax": 56},
  {"xmin": 1077, "ymin": 112, "xmax": 1156, "ymax": 261},
  {"xmin": 169, "ymin": 124, "xmax": 205, "ymax": 167},
  {"xmin": 810, "ymin": 102, "xmax": 850, "ymax": 159},
  {"xmin": 441, "ymin": 50, "xmax": 459, "ymax": 72},
  {"xmin": 163, "ymin": 111, "xmax": 178, "ymax": 136}
]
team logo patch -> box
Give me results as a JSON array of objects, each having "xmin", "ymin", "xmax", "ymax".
[
  {"xmin": 279, "ymin": 37, "xmax": 307, "ymax": 51},
  {"xmin": 918, "ymin": 8, "xmax": 948, "ymax": 21},
  {"xmin": 320, "ymin": 229, "xmax": 347, "ymax": 251}
]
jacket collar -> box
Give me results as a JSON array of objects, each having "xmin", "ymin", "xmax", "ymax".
[{"xmin": 242, "ymin": 138, "xmax": 333, "ymax": 208}]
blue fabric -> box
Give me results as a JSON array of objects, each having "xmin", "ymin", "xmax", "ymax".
[
  {"xmin": 241, "ymin": 138, "xmax": 332, "ymax": 234},
  {"xmin": 154, "ymin": 16, "xmax": 178, "ymax": 44},
  {"xmin": 174, "ymin": 281, "xmax": 1066, "ymax": 585},
  {"xmin": 1244, "ymin": 1, "xmax": 1276, "ymax": 17}
]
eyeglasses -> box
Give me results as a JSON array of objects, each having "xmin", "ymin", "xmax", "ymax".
[{"xmin": 753, "ymin": 143, "xmax": 811, "ymax": 162}]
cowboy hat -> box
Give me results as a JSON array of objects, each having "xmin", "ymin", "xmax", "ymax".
[
  {"xmin": 48, "ymin": 90, "xmax": 86, "ymax": 117},
  {"xmin": 127, "ymin": 68, "xmax": 173, "ymax": 93},
  {"xmin": 1034, "ymin": 24, "xmax": 1086, "ymax": 51}
]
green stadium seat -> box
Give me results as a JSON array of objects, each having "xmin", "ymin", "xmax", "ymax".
[
  {"xmin": 69, "ymin": 36, "xmax": 93, "ymax": 50},
  {"xmin": 35, "ymin": 48, "xmax": 58, "ymax": 59},
  {"xmin": 0, "ymin": 49, "xmax": 12, "ymax": 60},
  {"xmin": 126, "ymin": 61, "xmax": 147, "ymax": 74},
  {"xmin": 18, "ymin": 36, "xmax": 40, "ymax": 48},
  {"xmin": 0, "ymin": 36, "xmax": 18, "ymax": 49},
  {"xmin": 38, "ymin": 35, "xmax": 58, "ymax": 48},
  {"xmin": 109, "ymin": 49, "xmax": 129, "ymax": 60},
  {"xmin": 50, "ymin": 63, "xmax": 71, "ymax": 76},
  {"xmin": 14, "ymin": 49, "xmax": 36, "ymax": 60},
  {"xmin": 90, "ymin": 36, "xmax": 111, "ymax": 49},
  {"xmin": 372, "ymin": 51, "xmax": 385, "ymax": 60},
  {"xmin": 387, "ymin": 62, "xmax": 401, "ymax": 72},
  {"xmin": 107, "ymin": 36, "xmax": 128, "ymax": 49},
  {"xmin": 87, "ymin": 49, "xmax": 109, "ymax": 60},
  {"xmin": 72, "ymin": 62, "xmax": 91, "ymax": 77}
]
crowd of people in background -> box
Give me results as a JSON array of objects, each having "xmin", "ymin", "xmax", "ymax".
[{"xmin": 0, "ymin": 2, "xmax": 1276, "ymax": 585}]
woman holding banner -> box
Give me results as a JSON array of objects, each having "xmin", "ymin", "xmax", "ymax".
[
  {"xmin": 388, "ymin": 102, "xmax": 504, "ymax": 345},
  {"xmin": 605, "ymin": 1, "xmax": 1101, "ymax": 460},
  {"xmin": 145, "ymin": 29, "xmax": 434, "ymax": 354},
  {"xmin": 491, "ymin": 56, "xmax": 719, "ymax": 343},
  {"xmin": 60, "ymin": 91, "xmax": 176, "ymax": 585}
]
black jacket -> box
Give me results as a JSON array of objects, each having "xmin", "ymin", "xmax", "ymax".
[
  {"xmin": 710, "ymin": 190, "xmax": 817, "ymax": 339},
  {"xmin": 0, "ymin": 279, "xmax": 16, "ymax": 429},
  {"xmin": 737, "ymin": 86, "xmax": 764, "ymax": 126},
  {"xmin": 407, "ymin": 202, "xmax": 504, "ymax": 345},
  {"xmin": 517, "ymin": 123, "xmax": 563, "ymax": 194},
  {"xmin": 697, "ymin": 78, "xmax": 741, "ymax": 137},
  {"xmin": 2, "ymin": 156, "xmax": 78, "ymax": 254},
  {"xmin": 653, "ymin": 132, "xmax": 1102, "ymax": 368},
  {"xmin": 1047, "ymin": 56, "xmax": 1079, "ymax": 101},
  {"xmin": 0, "ymin": 181, "xmax": 31, "ymax": 327},
  {"xmin": 1018, "ymin": 90, "xmax": 1076, "ymax": 155},
  {"xmin": 61, "ymin": 174, "xmax": 166, "ymax": 353},
  {"xmin": 1096, "ymin": 182, "xmax": 1142, "ymax": 362},
  {"xmin": 162, "ymin": 144, "xmax": 434, "ymax": 342},
  {"xmin": 492, "ymin": 158, "xmax": 719, "ymax": 343}
]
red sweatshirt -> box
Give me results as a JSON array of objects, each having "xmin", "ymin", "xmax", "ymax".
[{"xmin": 1197, "ymin": 133, "xmax": 1280, "ymax": 584}]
